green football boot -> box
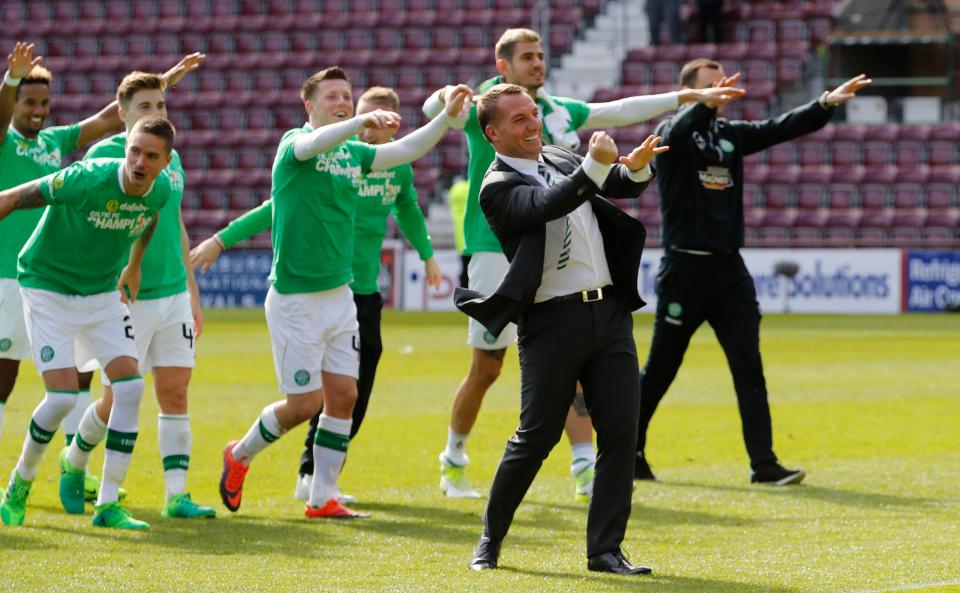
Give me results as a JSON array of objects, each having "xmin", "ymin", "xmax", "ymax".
[
  {"xmin": 83, "ymin": 472, "xmax": 127, "ymax": 502},
  {"xmin": 92, "ymin": 502, "xmax": 149, "ymax": 530},
  {"xmin": 1, "ymin": 472, "xmax": 32, "ymax": 526},
  {"xmin": 162, "ymin": 493, "xmax": 216, "ymax": 519},
  {"xmin": 58, "ymin": 447, "xmax": 86, "ymax": 514}
]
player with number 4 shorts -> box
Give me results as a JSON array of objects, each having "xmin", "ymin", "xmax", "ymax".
[
  {"xmin": 61, "ymin": 67, "xmax": 215, "ymax": 521},
  {"xmin": 0, "ymin": 116, "xmax": 175, "ymax": 530}
]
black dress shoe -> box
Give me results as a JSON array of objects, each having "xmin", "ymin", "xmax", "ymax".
[
  {"xmin": 468, "ymin": 535, "xmax": 501, "ymax": 571},
  {"xmin": 587, "ymin": 550, "xmax": 652, "ymax": 575},
  {"xmin": 634, "ymin": 452, "xmax": 657, "ymax": 481},
  {"xmin": 750, "ymin": 462, "xmax": 805, "ymax": 485}
]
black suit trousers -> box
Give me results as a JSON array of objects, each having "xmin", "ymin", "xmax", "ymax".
[
  {"xmin": 483, "ymin": 293, "xmax": 641, "ymax": 558},
  {"xmin": 637, "ymin": 251, "xmax": 777, "ymax": 468},
  {"xmin": 299, "ymin": 292, "xmax": 384, "ymax": 475}
]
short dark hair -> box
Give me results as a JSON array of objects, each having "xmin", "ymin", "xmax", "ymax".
[
  {"xmin": 358, "ymin": 86, "xmax": 399, "ymax": 111},
  {"xmin": 15, "ymin": 65, "xmax": 52, "ymax": 100},
  {"xmin": 131, "ymin": 115, "xmax": 176, "ymax": 153},
  {"xmin": 495, "ymin": 28, "xmax": 541, "ymax": 62},
  {"xmin": 301, "ymin": 67, "xmax": 350, "ymax": 102},
  {"xmin": 116, "ymin": 71, "xmax": 164, "ymax": 108},
  {"xmin": 477, "ymin": 83, "xmax": 527, "ymax": 141},
  {"xmin": 679, "ymin": 58, "xmax": 721, "ymax": 88}
]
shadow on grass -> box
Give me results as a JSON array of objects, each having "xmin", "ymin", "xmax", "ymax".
[
  {"xmin": 628, "ymin": 502, "xmax": 763, "ymax": 527},
  {"xmin": 665, "ymin": 480, "xmax": 939, "ymax": 510},
  {"xmin": 498, "ymin": 566, "xmax": 800, "ymax": 593},
  {"xmin": 38, "ymin": 511, "xmax": 350, "ymax": 559},
  {"xmin": 0, "ymin": 529, "xmax": 49, "ymax": 550}
]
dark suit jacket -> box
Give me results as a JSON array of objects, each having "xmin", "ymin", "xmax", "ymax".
[{"xmin": 454, "ymin": 145, "xmax": 652, "ymax": 337}]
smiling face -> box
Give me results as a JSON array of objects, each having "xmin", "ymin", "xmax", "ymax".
[
  {"xmin": 124, "ymin": 129, "xmax": 171, "ymax": 195},
  {"xmin": 12, "ymin": 83, "xmax": 51, "ymax": 138},
  {"xmin": 498, "ymin": 40, "xmax": 547, "ymax": 92},
  {"xmin": 305, "ymin": 78, "xmax": 354, "ymax": 128},
  {"xmin": 119, "ymin": 89, "xmax": 167, "ymax": 132},
  {"xmin": 483, "ymin": 92, "xmax": 542, "ymax": 160}
]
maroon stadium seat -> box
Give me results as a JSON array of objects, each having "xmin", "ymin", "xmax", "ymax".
[
  {"xmin": 862, "ymin": 142, "xmax": 891, "ymax": 166},
  {"xmin": 927, "ymin": 142, "xmax": 957, "ymax": 167},
  {"xmin": 859, "ymin": 184, "xmax": 890, "ymax": 209}
]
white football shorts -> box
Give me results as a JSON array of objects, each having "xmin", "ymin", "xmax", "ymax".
[
  {"xmin": 265, "ymin": 284, "xmax": 360, "ymax": 394},
  {"xmin": 466, "ymin": 252, "xmax": 517, "ymax": 350}
]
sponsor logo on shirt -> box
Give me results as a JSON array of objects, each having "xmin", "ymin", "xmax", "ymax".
[
  {"xmin": 15, "ymin": 140, "xmax": 62, "ymax": 168},
  {"xmin": 698, "ymin": 166, "xmax": 733, "ymax": 190}
]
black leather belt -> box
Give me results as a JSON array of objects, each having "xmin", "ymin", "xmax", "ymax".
[{"xmin": 550, "ymin": 286, "xmax": 610, "ymax": 303}]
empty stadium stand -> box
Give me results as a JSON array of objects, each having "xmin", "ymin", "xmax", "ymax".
[{"xmin": 3, "ymin": 0, "xmax": 957, "ymax": 248}]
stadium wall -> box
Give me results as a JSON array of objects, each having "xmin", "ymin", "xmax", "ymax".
[{"xmin": 196, "ymin": 248, "xmax": 960, "ymax": 314}]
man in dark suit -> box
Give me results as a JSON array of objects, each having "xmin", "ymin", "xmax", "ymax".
[{"xmin": 454, "ymin": 83, "xmax": 673, "ymax": 575}]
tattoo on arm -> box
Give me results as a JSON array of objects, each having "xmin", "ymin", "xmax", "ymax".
[
  {"xmin": 140, "ymin": 216, "xmax": 158, "ymax": 245},
  {"xmin": 14, "ymin": 183, "xmax": 45, "ymax": 209},
  {"xmin": 571, "ymin": 392, "xmax": 589, "ymax": 417}
]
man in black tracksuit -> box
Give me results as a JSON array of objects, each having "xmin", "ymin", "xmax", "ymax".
[{"xmin": 635, "ymin": 59, "xmax": 871, "ymax": 484}]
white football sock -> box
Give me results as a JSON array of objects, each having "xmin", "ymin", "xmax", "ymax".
[
  {"xmin": 97, "ymin": 376, "xmax": 144, "ymax": 506},
  {"xmin": 443, "ymin": 427, "xmax": 470, "ymax": 467},
  {"xmin": 309, "ymin": 414, "xmax": 352, "ymax": 506},
  {"xmin": 67, "ymin": 401, "xmax": 107, "ymax": 470},
  {"xmin": 570, "ymin": 442, "xmax": 596, "ymax": 476},
  {"xmin": 61, "ymin": 389, "xmax": 91, "ymax": 444},
  {"xmin": 158, "ymin": 413, "xmax": 191, "ymax": 499},
  {"xmin": 14, "ymin": 391, "xmax": 78, "ymax": 481},
  {"xmin": 232, "ymin": 402, "xmax": 285, "ymax": 465}
]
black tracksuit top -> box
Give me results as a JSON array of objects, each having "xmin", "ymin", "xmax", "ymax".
[{"xmin": 654, "ymin": 99, "xmax": 835, "ymax": 252}]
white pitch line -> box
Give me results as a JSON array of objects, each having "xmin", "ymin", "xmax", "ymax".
[{"xmin": 841, "ymin": 580, "xmax": 960, "ymax": 593}]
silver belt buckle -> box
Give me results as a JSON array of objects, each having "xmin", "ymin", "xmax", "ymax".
[{"xmin": 582, "ymin": 287, "xmax": 603, "ymax": 303}]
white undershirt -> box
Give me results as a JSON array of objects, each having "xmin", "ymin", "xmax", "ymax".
[{"xmin": 495, "ymin": 153, "xmax": 650, "ymax": 302}]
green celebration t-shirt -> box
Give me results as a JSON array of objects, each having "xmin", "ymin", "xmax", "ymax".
[
  {"xmin": 19, "ymin": 158, "xmax": 171, "ymax": 295},
  {"xmin": 353, "ymin": 162, "xmax": 433, "ymax": 295},
  {"xmin": 217, "ymin": 162, "xmax": 432, "ymax": 296},
  {"xmin": 461, "ymin": 76, "xmax": 591, "ymax": 254},
  {"xmin": 0, "ymin": 124, "xmax": 81, "ymax": 278},
  {"xmin": 268, "ymin": 126, "xmax": 377, "ymax": 293},
  {"xmin": 84, "ymin": 134, "xmax": 187, "ymax": 300}
]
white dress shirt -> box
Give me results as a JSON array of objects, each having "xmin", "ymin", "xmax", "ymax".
[{"xmin": 495, "ymin": 152, "xmax": 651, "ymax": 303}]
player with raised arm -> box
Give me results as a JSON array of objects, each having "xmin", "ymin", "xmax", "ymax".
[
  {"xmin": 58, "ymin": 70, "xmax": 215, "ymax": 520},
  {"xmin": 0, "ymin": 42, "xmax": 203, "ymax": 502},
  {"xmin": 215, "ymin": 68, "xmax": 470, "ymax": 519},
  {"xmin": 423, "ymin": 28, "xmax": 743, "ymax": 500},
  {"xmin": 0, "ymin": 116, "xmax": 175, "ymax": 529},
  {"xmin": 0, "ymin": 41, "xmax": 123, "ymax": 447},
  {"xmin": 191, "ymin": 86, "xmax": 443, "ymax": 505}
]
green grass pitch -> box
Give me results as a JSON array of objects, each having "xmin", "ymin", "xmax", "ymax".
[{"xmin": 1, "ymin": 311, "xmax": 957, "ymax": 593}]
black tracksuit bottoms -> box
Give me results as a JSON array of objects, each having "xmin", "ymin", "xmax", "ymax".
[{"xmin": 637, "ymin": 250, "xmax": 778, "ymax": 468}]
